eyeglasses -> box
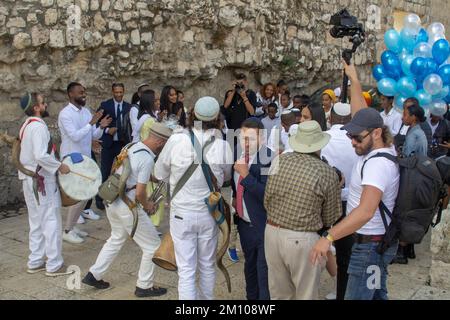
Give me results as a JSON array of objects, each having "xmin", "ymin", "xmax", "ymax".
[{"xmin": 346, "ymin": 129, "xmax": 374, "ymax": 143}]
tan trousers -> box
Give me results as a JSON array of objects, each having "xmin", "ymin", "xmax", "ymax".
[
  {"xmin": 264, "ymin": 224, "xmax": 324, "ymax": 300},
  {"xmin": 65, "ymin": 200, "xmax": 88, "ymax": 231}
]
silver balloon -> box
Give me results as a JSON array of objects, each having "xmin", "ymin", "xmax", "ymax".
[
  {"xmin": 429, "ymin": 99, "xmax": 448, "ymax": 116},
  {"xmin": 413, "ymin": 42, "xmax": 432, "ymax": 58},
  {"xmin": 423, "ymin": 74, "xmax": 444, "ymax": 95},
  {"xmin": 404, "ymin": 14, "xmax": 421, "ymax": 34},
  {"xmin": 427, "ymin": 22, "xmax": 446, "ymax": 37},
  {"xmin": 428, "ymin": 33, "xmax": 446, "ymax": 45}
]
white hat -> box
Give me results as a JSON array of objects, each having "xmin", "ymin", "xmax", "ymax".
[
  {"xmin": 334, "ymin": 87, "xmax": 341, "ymax": 98},
  {"xmin": 332, "ymin": 102, "xmax": 351, "ymax": 116},
  {"xmin": 281, "ymin": 109, "xmax": 292, "ymax": 115},
  {"xmin": 288, "ymin": 121, "xmax": 330, "ymax": 153},
  {"xmin": 194, "ymin": 96, "xmax": 220, "ymax": 121}
]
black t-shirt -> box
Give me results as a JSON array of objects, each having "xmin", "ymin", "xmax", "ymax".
[
  {"xmin": 430, "ymin": 119, "xmax": 450, "ymax": 159},
  {"xmin": 223, "ymin": 89, "xmax": 257, "ymax": 130}
]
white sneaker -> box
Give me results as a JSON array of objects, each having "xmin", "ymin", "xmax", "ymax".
[
  {"xmin": 81, "ymin": 209, "xmax": 100, "ymax": 221},
  {"xmin": 73, "ymin": 226, "xmax": 89, "ymax": 238},
  {"xmin": 63, "ymin": 230, "xmax": 85, "ymax": 244},
  {"xmin": 325, "ymin": 292, "xmax": 337, "ymax": 300},
  {"xmin": 77, "ymin": 215, "xmax": 86, "ymax": 224}
]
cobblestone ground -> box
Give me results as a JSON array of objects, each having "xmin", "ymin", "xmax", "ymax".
[{"xmin": 1, "ymin": 202, "xmax": 449, "ymax": 300}]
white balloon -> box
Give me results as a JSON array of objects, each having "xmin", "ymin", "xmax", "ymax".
[
  {"xmin": 429, "ymin": 99, "xmax": 448, "ymax": 116},
  {"xmin": 428, "ymin": 33, "xmax": 446, "ymax": 45},
  {"xmin": 427, "ymin": 22, "xmax": 446, "ymax": 36},
  {"xmin": 423, "ymin": 74, "xmax": 444, "ymax": 95},
  {"xmin": 404, "ymin": 14, "xmax": 421, "ymax": 34},
  {"xmin": 413, "ymin": 42, "xmax": 432, "ymax": 58}
]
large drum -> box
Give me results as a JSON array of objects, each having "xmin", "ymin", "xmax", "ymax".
[{"xmin": 57, "ymin": 154, "xmax": 102, "ymax": 207}]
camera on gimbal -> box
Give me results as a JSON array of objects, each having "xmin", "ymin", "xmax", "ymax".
[
  {"xmin": 329, "ymin": 9, "xmax": 366, "ymax": 103},
  {"xmin": 329, "ymin": 9, "xmax": 365, "ymax": 41},
  {"xmin": 234, "ymin": 82, "xmax": 245, "ymax": 94}
]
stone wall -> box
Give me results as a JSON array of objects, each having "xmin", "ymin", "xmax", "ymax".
[{"xmin": 0, "ymin": 0, "xmax": 444, "ymax": 206}]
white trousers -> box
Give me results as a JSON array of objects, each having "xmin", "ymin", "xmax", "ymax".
[
  {"xmin": 89, "ymin": 198, "xmax": 161, "ymax": 289},
  {"xmin": 170, "ymin": 209, "xmax": 218, "ymax": 300},
  {"xmin": 23, "ymin": 178, "xmax": 63, "ymax": 272}
]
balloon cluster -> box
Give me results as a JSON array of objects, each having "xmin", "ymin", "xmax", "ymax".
[{"xmin": 373, "ymin": 14, "xmax": 450, "ymax": 116}]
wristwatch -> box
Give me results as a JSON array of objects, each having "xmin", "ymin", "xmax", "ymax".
[{"xmin": 322, "ymin": 231, "xmax": 334, "ymax": 243}]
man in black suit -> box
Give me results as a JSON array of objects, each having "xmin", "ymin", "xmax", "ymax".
[
  {"xmin": 95, "ymin": 83, "xmax": 131, "ymax": 209},
  {"xmin": 233, "ymin": 117, "xmax": 273, "ymax": 300}
]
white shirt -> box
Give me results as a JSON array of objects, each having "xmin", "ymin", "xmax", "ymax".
[
  {"xmin": 154, "ymin": 128, "xmax": 233, "ymax": 214},
  {"xmin": 129, "ymin": 104, "xmax": 139, "ymax": 137},
  {"xmin": 428, "ymin": 119, "xmax": 439, "ymax": 137},
  {"xmin": 233, "ymin": 153, "xmax": 257, "ymax": 223},
  {"xmin": 267, "ymin": 125, "xmax": 287, "ymax": 153},
  {"xmin": 132, "ymin": 113, "xmax": 152, "ymax": 143},
  {"xmin": 380, "ymin": 108, "xmax": 403, "ymax": 136},
  {"xmin": 346, "ymin": 147, "xmax": 400, "ymax": 235},
  {"xmin": 58, "ymin": 103, "xmax": 103, "ymax": 158},
  {"xmin": 255, "ymin": 92, "xmax": 275, "ymax": 116},
  {"xmin": 18, "ymin": 117, "xmax": 61, "ymax": 181},
  {"xmin": 116, "ymin": 142, "xmax": 155, "ymax": 191},
  {"xmin": 275, "ymin": 101, "xmax": 293, "ymax": 117},
  {"xmin": 109, "ymin": 100, "xmax": 123, "ymax": 141},
  {"xmin": 262, "ymin": 116, "xmax": 281, "ymax": 136},
  {"xmin": 321, "ymin": 124, "xmax": 359, "ymax": 201}
]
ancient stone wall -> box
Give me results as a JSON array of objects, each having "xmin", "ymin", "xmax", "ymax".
[{"xmin": 0, "ymin": 0, "xmax": 441, "ymax": 206}]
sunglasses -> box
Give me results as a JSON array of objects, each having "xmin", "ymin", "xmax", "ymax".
[{"xmin": 346, "ymin": 129, "xmax": 374, "ymax": 143}]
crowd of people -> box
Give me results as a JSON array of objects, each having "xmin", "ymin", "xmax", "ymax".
[{"xmin": 15, "ymin": 59, "xmax": 450, "ymax": 300}]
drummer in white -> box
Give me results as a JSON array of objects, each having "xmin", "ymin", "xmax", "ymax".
[
  {"xmin": 18, "ymin": 92, "xmax": 72, "ymax": 276},
  {"xmin": 58, "ymin": 82, "xmax": 112, "ymax": 244},
  {"xmin": 83, "ymin": 123, "xmax": 172, "ymax": 298}
]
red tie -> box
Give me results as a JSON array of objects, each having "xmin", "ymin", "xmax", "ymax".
[{"xmin": 236, "ymin": 176, "xmax": 244, "ymax": 218}]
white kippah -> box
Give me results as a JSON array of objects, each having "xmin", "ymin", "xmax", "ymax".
[
  {"xmin": 281, "ymin": 109, "xmax": 292, "ymax": 115},
  {"xmin": 291, "ymin": 108, "xmax": 301, "ymax": 112},
  {"xmin": 333, "ymin": 102, "xmax": 351, "ymax": 116}
]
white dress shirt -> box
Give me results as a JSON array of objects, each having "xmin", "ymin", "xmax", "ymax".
[
  {"xmin": 129, "ymin": 104, "xmax": 139, "ymax": 137},
  {"xmin": 321, "ymin": 124, "xmax": 359, "ymax": 201},
  {"xmin": 58, "ymin": 103, "xmax": 103, "ymax": 158},
  {"xmin": 233, "ymin": 153, "xmax": 257, "ymax": 223},
  {"xmin": 154, "ymin": 128, "xmax": 233, "ymax": 215},
  {"xmin": 380, "ymin": 108, "xmax": 403, "ymax": 136},
  {"xmin": 18, "ymin": 117, "xmax": 61, "ymax": 181}
]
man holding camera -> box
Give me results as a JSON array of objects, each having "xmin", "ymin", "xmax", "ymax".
[{"xmin": 223, "ymin": 73, "xmax": 257, "ymax": 131}]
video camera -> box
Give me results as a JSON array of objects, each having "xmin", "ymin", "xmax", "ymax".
[
  {"xmin": 329, "ymin": 9, "xmax": 366, "ymax": 103},
  {"xmin": 234, "ymin": 82, "xmax": 245, "ymax": 94}
]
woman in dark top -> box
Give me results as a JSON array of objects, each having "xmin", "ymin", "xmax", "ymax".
[
  {"xmin": 300, "ymin": 103, "xmax": 328, "ymax": 131},
  {"xmin": 160, "ymin": 85, "xmax": 186, "ymax": 127}
]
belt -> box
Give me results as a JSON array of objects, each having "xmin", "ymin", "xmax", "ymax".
[
  {"xmin": 354, "ymin": 233, "xmax": 384, "ymax": 244},
  {"xmin": 267, "ymin": 219, "xmax": 283, "ymax": 228}
]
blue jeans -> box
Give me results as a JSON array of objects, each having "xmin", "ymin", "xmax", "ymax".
[{"xmin": 344, "ymin": 240, "xmax": 398, "ymax": 300}]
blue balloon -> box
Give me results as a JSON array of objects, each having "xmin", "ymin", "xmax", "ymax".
[
  {"xmin": 410, "ymin": 57, "xmax": 427, "ymax": 77},
  {"xmin": 394, "ymin": 95, "xmax": 409, "ymax": 109},
  {"xmin": 401, "ymin": 28, "xmax": 418, "ymax": 53},
  {"xmin": 432, "ymin": 39, "xmax": 450, "ymax": 65},
  {"xmin": 377, "ymin": 78, "xmax": 398, "ymax": 96},
  {"xmin": 417, "ymin": 28, "xmax": 429, "ymax": 43},
  {"xmin": 415, "ymin": 88, "xmax": 433, "ymax": 106},
  {"xmin": 381, "ymin": 50, "xmax": 402, "ymax": 79},
  {"xmin": 396, "ymin": 76, "xmax": 417, "ymax": 97},
  {"xmin": 438, "ymin": 64, "xmax": 450, "ymax": 85},
  {"xmin": 398, "ymin": 49, "xmax": 409, "ymax": 62},
  {"xmin": 424, "ymin": 58, "xmax": 439, "ymax": 75},
  {"xmin": 401, "ymin": 55, "xmax": 415, "ymax": 76},
  {"xmin": 384, "ymin": 29, "xmax": 403, "ymax": 53},
  {"xmin": 372, "ymin": 64, "xmax": 388, "ymax": 81},
  {"xmin": 445, "ymin": 93, "xmax": 450, "ymax": 104}
]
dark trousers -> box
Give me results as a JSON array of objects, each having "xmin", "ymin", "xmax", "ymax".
[
  {"xmin": 95, "ymin": 141, "xmax": 123, "ymax": 206},
  {"xmin": 334, "ymin": 201, "xmax": 355, "ymax": 300},
  {"xmin": 236, "ymin": 217, "xmax": 270, "ymax": 300}
]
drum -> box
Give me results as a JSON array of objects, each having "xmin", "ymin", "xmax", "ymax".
[{"xmin": 57, "ymin": 154, "xmax": 102, "ymax": 207}]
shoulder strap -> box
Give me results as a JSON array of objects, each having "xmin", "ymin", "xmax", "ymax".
[
  {"xmin": 170, "ymin": 131, "xmax": 215, "ymax": 200},
  {"xmin": 133, "ymin": 149, "xmax": 151, "ymax": 155},
  {"xmin": 19, "ymin": 119, "xmax": 40, "ymax": 141},
  {"xmin": 190, "ymin": 130, "xmax": 217, "ymax": 192},
  {"xmin": 360, "ymin": 152, "xmax": 397, "ymax": 232}
]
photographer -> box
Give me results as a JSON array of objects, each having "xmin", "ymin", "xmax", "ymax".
[{"xmin": 223, "ymin": 73, "xmax": 257, "ymax": 130}]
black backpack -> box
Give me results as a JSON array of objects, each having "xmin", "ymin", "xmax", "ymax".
[{"xmin": 361, "ymin": 153, "xmax": 446, "ymax": 252}]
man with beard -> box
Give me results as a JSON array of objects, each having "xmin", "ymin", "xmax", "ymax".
[
  {"xmin": 18, "ymin": 92, "xmax": 72, "ymax": 276},
  {"xmin": 58, "ymin": 82, "xmax": 112, "ymax": 244},
  {"xmin": 310, "ymin": 62, "xmax": 400, "ymax": 300}
]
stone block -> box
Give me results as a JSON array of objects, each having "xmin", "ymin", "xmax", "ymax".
[
  {"xmin": 31, "ymin": 25, "xmax": 50, "ymax": 46},
  {"xmin": 49, "ymin": 29, "xmax": 65, "ymax": 48},
  {"xmin": 45, "ymin": 9, "xmax": 58, "ymax": 26}
]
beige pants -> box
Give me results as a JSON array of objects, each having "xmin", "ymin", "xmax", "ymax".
[{"xmin": 264, "ymin": 224, "xmax": 323, "ymax": 300}]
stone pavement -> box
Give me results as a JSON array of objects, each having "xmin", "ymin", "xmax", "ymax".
[{"xmin": 1, "ymin": 204, "xmax": 449, "ymax": 300}]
